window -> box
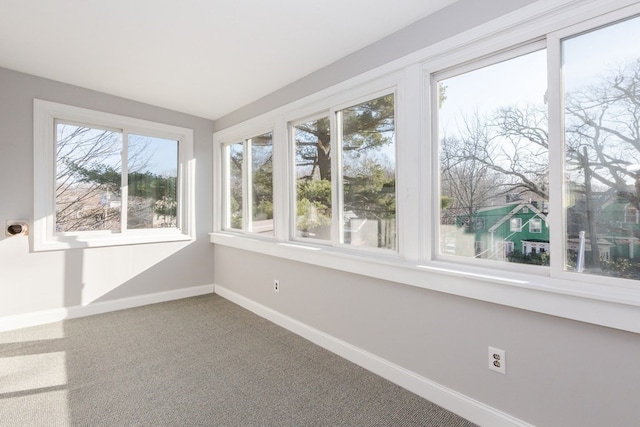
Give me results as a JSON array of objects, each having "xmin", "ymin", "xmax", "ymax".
[
  {"xmin": 34, "ymin": 100, "xmax": 194, "ymax": 250},
  {"xmin": 288, "ymin": 93, "xmax": 397, "ymax": 250},
  {"xmin": 437, "ymin": 48, "xmax": 548, "ymax": 264},
  {"xmin": 529, "ymin": 218, "xmax": 542, "ymax": 233},
  {"xmin": 222, "ymin": 132, "xmax": 274, "ymax": 236},
  {"xmin": 228, "ymin": 142, "xmax": 243, "ymax": 230},
  {"xmin": 562, "ymin": 14, "xmax": 640, "ymax": 280},
  {"xmin": 293, "ymin": 116, "xmax": 332, "ymax": 241},
  {"xmin": 338, "ymin": 93, "xmax": 396, "ymax": 250}
]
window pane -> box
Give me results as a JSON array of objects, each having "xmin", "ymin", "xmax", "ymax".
[
  {"xmin": 127, "ymin": 134, "xmax": 178, "ymax": 229},
  {"xmin": 563, "ymin": 16, "xmax": 640, "ymax": 278},
  {"xmin": 228, "ymin": 142, "xmax": 243, "ymax": 230},
  {"xmin": 250, "ymin": 132, "xmax": 274, "ymax": 236},
  {"xmin": 55, "ymin": 123, "xmax": 122, "ymax": 232},
  {"xmin": 294, "ymin": 117, "xmax": 332, "ymax": 240},
  {"xmin": 339, "ymin": 94, "xmax": 396, "ymax": 250},
  {"xmin": 438, "ymin": 49, "xmax": 549, "ymax": 264}
]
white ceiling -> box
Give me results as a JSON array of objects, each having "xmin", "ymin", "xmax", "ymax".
[{"xmin": 0, "ymin": 0, "xmax": 457, "ymax": 119}]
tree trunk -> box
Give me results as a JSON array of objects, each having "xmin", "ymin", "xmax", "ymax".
[{"xmin": 317, "ymin": 134, "xmax": 331, "ymax": 181}]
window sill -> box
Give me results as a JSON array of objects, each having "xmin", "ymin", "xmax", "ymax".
[
  {"xmin": 35, "ymin": 230, "xmax": 193, "ymax": 251},
  {"xmin": 210, "ymin": 231, "xmax": 640, "ymax": 334}
]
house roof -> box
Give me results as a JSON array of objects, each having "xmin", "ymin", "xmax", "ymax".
[{"xmin": 487, "ymin": 202, "xmax": 547, "ymax": 233}]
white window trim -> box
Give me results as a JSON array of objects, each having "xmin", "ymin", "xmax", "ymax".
[
  {"xmin": 211, "ymin": 0, "xmax": 640, "ymax": 334},
  {"xmin": 34, "ymin": 99, "xmax": 195, "ymax": 251}
]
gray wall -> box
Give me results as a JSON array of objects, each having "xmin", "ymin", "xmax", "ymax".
[
  {"xmin": 214, "ymin": 247, "xmax": 640, "ymax": 427},
  {"xmin": 0, "ymin": 67, "xmax": 214, "ymax": 317},
  {"xmin": 213, "ymin": 0, "xmax": 640, "ymax": 426}
]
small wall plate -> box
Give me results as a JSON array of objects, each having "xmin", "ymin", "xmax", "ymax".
[{"xmin": 5, "ymin": 220, "xmax": 29, "ymax": 236}]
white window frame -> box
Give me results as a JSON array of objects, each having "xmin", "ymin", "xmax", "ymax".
[
  {"xmin": 332, "ymin": 89, "xmax": 398, "ymax": 253},
  {"xmin": 34, "ymin": 99, "xmax": 195, "ymax": 251},
  {"xmin": 289, "ymin": 112, "xmax": 333, "ymax": 245},
  {"xmin": 219, "ymin": 126, "xmax": 277, "ymax": 239},
  {"xmin": 429, "ymin": 40, "xmax": 549, "ymax": 277},
  {"xmin": 211, "ymin": 0, "xmax": 640, "ymax": 334},
  {"xmin": 547, "ymin": 4, "xmax": 640, "ymax": 288}
]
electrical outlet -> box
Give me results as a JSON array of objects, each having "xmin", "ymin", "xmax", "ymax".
[
  {"xmin": 488, "ymin": 347, "xmax": 506, "ymax": 374},
  {"xmin": 273, "ymin": 279, "xmax": 280, "ymax": 292}
]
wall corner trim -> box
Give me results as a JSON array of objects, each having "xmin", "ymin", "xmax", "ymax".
[
  {"xmin": 214, "ymin": 284, "xmax": 533, "ymax": 427},
  {"xmin": 0, "ymin": 284, "xmax": 214, "ymax": 332}
]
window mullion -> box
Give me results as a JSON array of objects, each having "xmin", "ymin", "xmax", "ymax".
[
  {"xmin": 331, "ymin": 110, "xmax": 343, "ymax": 245},
  {"xmin": 221, "ymin": 144, "xmax": 230, "ymax": 230},
  {"xmin": 547, "ymin": 33, "xmax": 564, "ymax": 278},
  {"xmin": 244, "ymin": 139, "xmax": 253, "ymax": 233},
  {"xmin": 121, "ymin": 130, "xmax": 129, "ymax": 233}
]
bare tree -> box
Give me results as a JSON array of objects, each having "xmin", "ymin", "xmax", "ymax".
[{"xmin": 440, "ymin": 114, "xmax": 502, "ymax": 232}]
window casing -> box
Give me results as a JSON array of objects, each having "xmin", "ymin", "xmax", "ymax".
[{"xmin": 34, "ymin": 100, "xmax": 194, "ymax": 250}]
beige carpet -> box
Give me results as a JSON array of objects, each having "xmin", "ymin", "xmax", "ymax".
[{"xmin": 0, "ymin": 294, "xmax": 477, "ymax": 426}]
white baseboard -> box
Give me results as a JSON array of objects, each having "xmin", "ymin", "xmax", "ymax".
[
  {"xmin": 214, "ymin": 284, "xmax": 532, "ymax": 427},
  {"xmin": 0, "ymin": 284, "xmax": 214, "ymax": 332}
]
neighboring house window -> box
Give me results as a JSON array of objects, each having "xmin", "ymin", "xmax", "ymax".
[
  {"xmin": 437, "ymin": 46, "xmax": 547, "ymax": 264},
  {"xmin": 504, "ymin": 241, "xmax": 515, "ymax": 255},
  {"xmin": 222, "ymin": 132, "xmax": 274, "ymax": 236},
  {"xmin": 510, "ymin": 218, "xmax": 523, "ymax": 232},
  {"xmin": 625, "ymin": 206, "xmax": 638, "ymax": 224},
  {"xmin": 562, "ymin": 14, "xmax": 640, "ymax": 279},
  {"xmin": 529, "ymin": 218, "xmax": 542, "ymax": 233},
  {"xmin": 34, "ymin": 100, "xmax": 194, "ymax": 251}
]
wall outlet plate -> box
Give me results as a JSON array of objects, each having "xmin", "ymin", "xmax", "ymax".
[{"xmin": 489, "ymin": 346, "xmax": 506, "ymax": 374}]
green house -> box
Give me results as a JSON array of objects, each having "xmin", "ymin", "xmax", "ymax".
[
  {"xmin": 598, "ymin": 198, "xmax": 640, "ymax": 261},
  {"xmin": 467, "ymin": 201, "xmax": 549, "ymax": 261}
]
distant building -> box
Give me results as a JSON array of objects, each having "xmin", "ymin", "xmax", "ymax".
[{"xmin": 469, "ymin": 201, "xmax": 549, "ymax": 261}]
